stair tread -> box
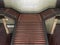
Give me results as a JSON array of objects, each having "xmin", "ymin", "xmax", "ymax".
[{"xmin": 12, "ymin": 14, "xmax": 48, "ymax": 45}]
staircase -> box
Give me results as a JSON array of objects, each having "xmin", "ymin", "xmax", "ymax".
[
  {"xmin": 40, "ymin": 9, "xmax": 55, "ymax": 20},
  {"xmin": 12, "ymin": 14, "xmax": 48, "ymax": 45}
]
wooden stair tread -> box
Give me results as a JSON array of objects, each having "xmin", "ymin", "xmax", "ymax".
[{"xmin": 12, "ymin": 14, "xmax": 48, "ymax": 45}]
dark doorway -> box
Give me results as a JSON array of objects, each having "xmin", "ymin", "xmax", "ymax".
[
  {"xmin": 53, "ymin": 24, "xmax": 60, "ymax": 45},
  {"xmin": 53, "ymin": 16, "xmax": 60, "ymax": 45},
  {"xmin": 0, "ymin": 15, "xmax": 15, "ymax": 45},
  {"xmin": 47, "ymin": 16, "xmax": 60, "ymax": 45}
]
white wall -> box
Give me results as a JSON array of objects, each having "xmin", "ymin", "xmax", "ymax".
[
  {"xmin": 45, "ymin": 16, "xmax": 55, "ymax": 34},
  {"xmin": 4, "ymin": 0, "xmax": 57, "ymax": 13},
  {"xmin": 45, "ymin": 15, "xmax": 60, "ymax": 34}
]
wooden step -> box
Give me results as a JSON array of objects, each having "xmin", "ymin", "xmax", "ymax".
[{"xmin": 12, "ymin": 14, "xmax": 48, "ymax": 45}]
